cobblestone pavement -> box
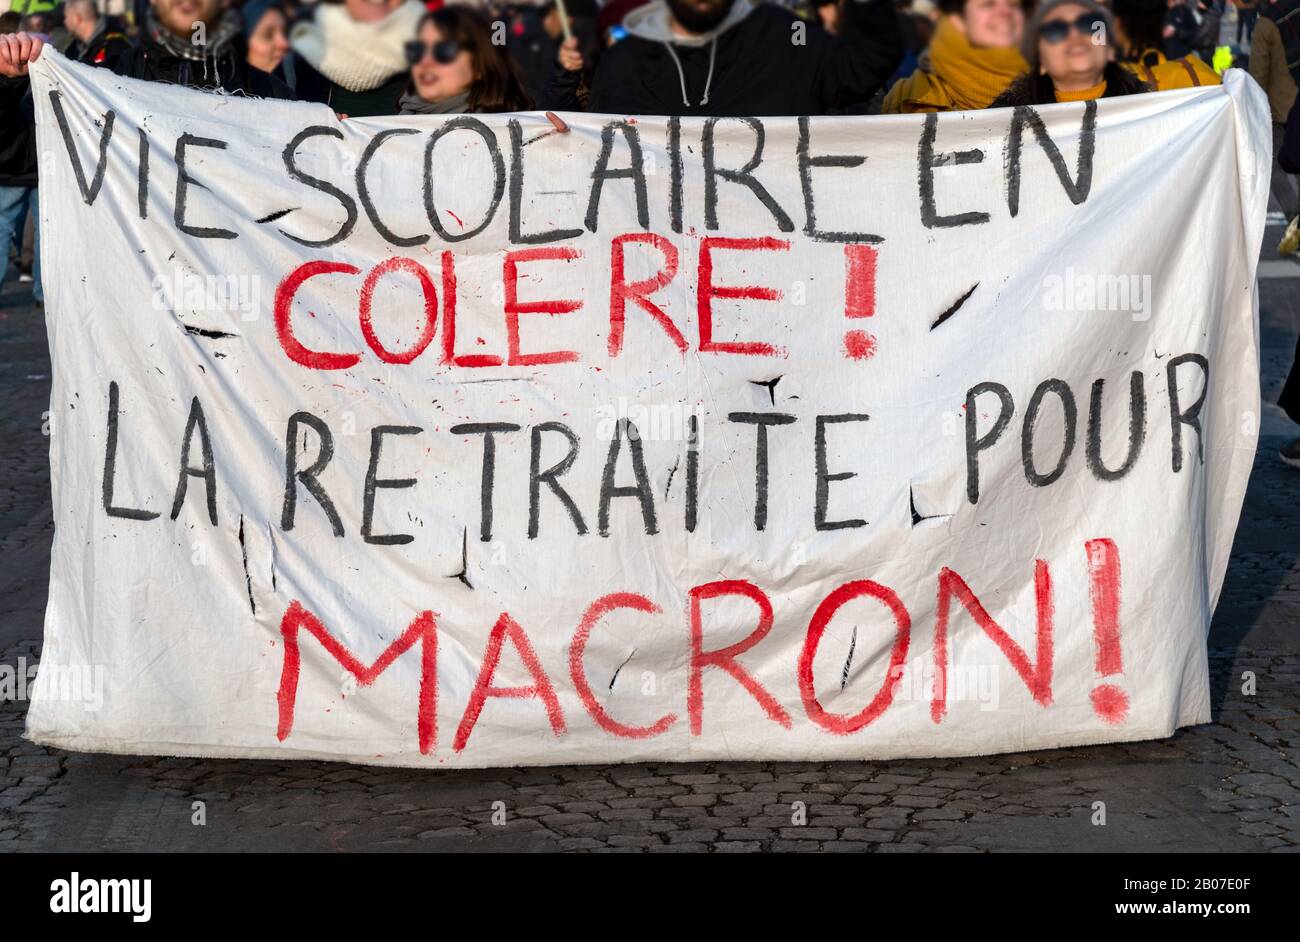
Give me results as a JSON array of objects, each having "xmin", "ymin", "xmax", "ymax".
[{"xmin": 1, "ymin": 239, "xmax": 1298, "ymax": 853}]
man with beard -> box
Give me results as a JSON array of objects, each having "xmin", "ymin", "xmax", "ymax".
[
  {"xmin": 571, "ymin": 0, "xmax": 903, "ymax": 115},
  {"xmin": 0, "ymin": 0, "xmax": 292, "ymax": 98}
]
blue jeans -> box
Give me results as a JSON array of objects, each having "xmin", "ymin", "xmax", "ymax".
[{"xmin": 0, "ymin": 185, "xmax": 41, "ymax": 303}]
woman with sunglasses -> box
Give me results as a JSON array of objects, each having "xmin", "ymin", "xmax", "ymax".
[
  {"xmin": 882, "ymin": 0, "xmax": 1028, "ymax": 113},
  {"xmin": 398, "ymin": 7, "xmax": 533, "ymax": 115},
  {"xmin": 992, "ymin": 0, "xmax": 1150, "ymax": 106}
]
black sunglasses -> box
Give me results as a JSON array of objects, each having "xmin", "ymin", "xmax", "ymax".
[
  {"xmin": 405, "ymin": 39, "xmax": 462, "ymax": 66},
  {"xmin": 1039, "ymin": 13, "xmax": 1107, "ymax": 45}
]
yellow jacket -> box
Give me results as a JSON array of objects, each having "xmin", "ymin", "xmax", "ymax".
[
  {"xmin": 1122, "ymin": 49, "xmax": 1221, "ymax": 91},
  {"xmin": 882, "ymin": 70, "xmax": 958, "ymax": 114},
  {"xmin": 882, "ymin": 18, "xmax": 1026, "ymax": 114}
]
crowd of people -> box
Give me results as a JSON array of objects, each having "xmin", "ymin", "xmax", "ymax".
[{"xmin": 0, "ymin": 0, "xmax": 1299, "ymax": 462}]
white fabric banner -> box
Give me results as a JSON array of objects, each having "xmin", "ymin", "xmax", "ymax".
[{"xmin": 24, "ymin": 50, "xmax": 1270, "ymax": 769}]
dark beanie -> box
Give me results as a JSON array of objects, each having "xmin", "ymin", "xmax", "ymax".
[{"xmin": 241, "ymin": 0, "xmax": 284, "ymax": 42}]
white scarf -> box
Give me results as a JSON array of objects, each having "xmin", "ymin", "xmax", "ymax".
[{"xmin": 291, "ymin": 1, "xmax": 425, "ymax": 93}]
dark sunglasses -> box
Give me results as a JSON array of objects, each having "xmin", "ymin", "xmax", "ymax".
[
  {"xmin": 1039, "ymin": 13, "xmax": 1107, "ymax": 45},
  {"xmin": 404, "ymin": 39, "xmax": 462, "ymax": 66}
]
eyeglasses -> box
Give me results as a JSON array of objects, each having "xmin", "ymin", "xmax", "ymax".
[
  {"xmin": 404, "ymin": 39, "xmax": 462, "ymax": 66},
  {"xmin": 1039, "ymin": 13, "xmax": 1107, "ymax": 45}
]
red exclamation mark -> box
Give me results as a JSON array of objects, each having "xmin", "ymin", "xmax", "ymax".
[
  {"xmin": 843, "ymin": 244, "xmax": 877, "ymax": 360},
  {"xmin": 1086, "ymin": 538, "xmax": 1129, "ymax": 725}
]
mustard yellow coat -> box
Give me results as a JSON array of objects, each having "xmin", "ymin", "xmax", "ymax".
[
  {"xmin": 881, "ymin": 17, "xmax": 1027, "ymax": 114},
  {"xmin": 1122, "ymin": 49, "xmax": 1221, "ymax": 91}
]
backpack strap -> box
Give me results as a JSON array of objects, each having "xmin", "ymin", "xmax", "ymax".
[{"xmin": 1180, "ymin": 57, "xmax": 1202, "ymax": 86}]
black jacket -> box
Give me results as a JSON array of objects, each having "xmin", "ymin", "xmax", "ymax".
[
  {"xmin": 1281, "ymin": 96, "xmax": 1300, "ymax": 174},
  {"xmin": 2, "ymin": 27, "xmax": 133, "ymax": 188},
  {"xmin": 0, "ymin": 76, "xmax": 37, "ymax": 188},
  {"xmin": 512, "ymin": 8, "xmax": 560, "ymax": 106},
  {"xmin": 583, "ymin": 0, "xmax": 903, "ymax": 116},
  {"xmin": 110, "ymin": 32, "xmax": 293, "ymax": 99},
  {"xmin": 989, "ymin": 65, "xmax": 1151, "ymax": 108},
  {"xmin": 66, "ymin": 16, "xmax": 132, "ymax": 67},
  {"xmin": 1164, "ymin": 5, "xmax": 1200, "ymax": 60},
  {"xmin": 3, "ymin": 30, "xmax": 291, "ymax": 173}
]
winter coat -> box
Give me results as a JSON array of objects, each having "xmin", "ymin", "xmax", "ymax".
[
  {"xmin": 1122, "ymin": 47, "xmax": 1221, "ymax": 91},
  {"xmin": 1193, "ymin": 0, "xmax": 1225, "ymax": 52},
  {"xmin": 1249, "ymin": 15, "xmax": 1299, "ymax": 122},
  {"xmin": 1281, "ymin": 95, "xmax": 1300, "ymax": 172},
  {"xmin": 990, "ymin": 65, "xmax": 1152, "ymax": 108},
  {"xmin": 110, "ymin": 30, "xmax": 293, "ymax": 98},
  {"xmin": 882, "ymin": 16, "xmax": 1027, "ymax": 113},
  {"xmin": 0, "ymin": 76, "xmax": 37, "ymax": 188},
  {"xmin": 582, "ymin": 0, "xmax": 904, "ymax": 117},
  {"xmin": 1, "ymin": 18, "xmax": 291, "ymax": 188},
  {"xmin": 66, "ymin": 17, "xmax": 132, "ymax": 67},
  {"xmin": 1165, "ymin": 4, "xmax": 1202, "ymax": 59}
]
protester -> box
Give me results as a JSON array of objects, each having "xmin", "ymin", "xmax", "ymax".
[
  {"xmin": 62, "ymin": 0, "xmax": 131, "ymax": 66},
  {"xmin": 1281, "ymin": 99, "xmax": 1300, "ymax": 458},
  {"xmin": 882, "ymin": 0, "xmax": 1026, "ymax": 113},
  {"xmin": 1259, "ymin": 0, "xmax": 1300, "ymax": 90},
  {"xmin": 1233, "ymin": 0, "xmax": 1260, "ymax": 43},
  {"xmin": 18, "ymin": 9, "xmax": 59, "ymax": 45},
  {"xmin": 242, "ymin": 0, "xmax": 292, "ymax": 77},
  {"xmin": 1282, "ymin": 374, "xmax": 1300, "ymax": 467},
  {"xmin": 1193, "ymin": 0, "xmax": 1225, "ymax": 63},
  {"xmin": 287, "ymin": 0, "xmax": 425, "ymax": 116},
  {"xmin": 1251, "ymin": 2, "xmax": 1299, "ymax": 220},
  {"xmin": 888, "ymin": 0, "xmax": 940, "ymax": 80},
  {"xmin": 992, "ymin": 0, "xmax": 1151, "ymax": 104},
  {"xmin": 550, "ymin": 28, "xmax": 591, "ymax": 109},
  {"xmin": 886, "ymin": 0, "xmax": 930, "ymax": 82},
  {"xmin": 552, "ymin": 0, "xmax": 904, "ymax": 116},
  {"xmin": 907, "ymin": 0, "xmax": 940, "ymax": 47},
  {"xmin": 94, "ymin": 0, "xmax": 292, "ymax": 95},
  {"xmin": 1112, "ymin": 0, "xmax": 1220, "ymax": 87},
  {"xmin": 511, "ymin": 0, "xmax": 598, "ymax": 106},
  {"xmin": 0, "ymin": 11, "xmax": 39, "ymax": 305},
  {"xmin": 512, "ymin": 1, "xmax": 561, "ymax": 103},
  {"xmin": 399, "ymin": 6, "xmax": 533, "ymax": 114},
  {"xmin": 0, "ymin": 0, "xmax": 295, "ymax": 107},
  {"xmin": 811, "ymin": 0, "xmax": 841, "ymax": 33},
  {"xmin": 1279, "ymin": 99, "xmax": 1300, "ymax": 467},
  {"xmin": 1164, "ymin": 0, "xmax": 1201, "ymax": 59},
  {"xmin": 8, "ymin": 0, "xmax": 59, "ymax": 16}
]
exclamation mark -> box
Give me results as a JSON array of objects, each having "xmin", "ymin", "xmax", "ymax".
[
  {"xmin": 1086, "ymin": 538, "xmax": 1129, "ymax": 725},
  {"xmin": 843, "ymin": 244, "xmax": 877, "ymax": 360}
]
